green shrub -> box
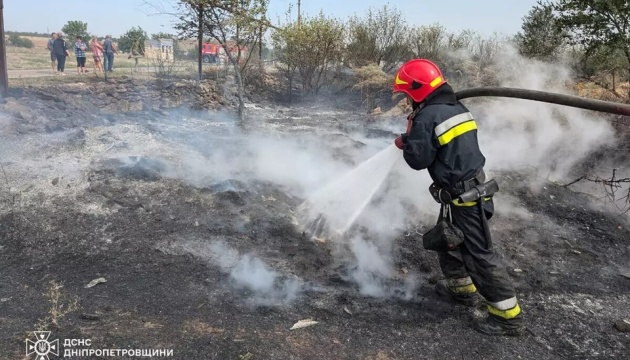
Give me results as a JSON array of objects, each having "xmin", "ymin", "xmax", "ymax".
[{"xmin": 8, "ymin": 34, "xmax": 34, "ymax": 48}]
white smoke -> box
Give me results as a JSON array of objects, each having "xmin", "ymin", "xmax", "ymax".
[
  {"xmin": 291, "ymin": 42, "xmax": 618, "ymax": 296},
  {"xmin": 1, "ymin": 40, "xmax": 621, "ymax": 303},
  {"xmin": 348, "ymin": 236, "xmax": 394, "ymax": 296},
  {"xmin": 208, "ymin": 241, "xmax": 303, "ymax": 306},
  {"xmin": 346, "ymin": 236, "xmax": 419, "ymax": 299},
  {"xmin": 470, "ymin": 45, "xmax": 616, "ymax": 185},
  {"xmin": 163, "ymin": 126, "xmax": 365, "ymax": 199}
]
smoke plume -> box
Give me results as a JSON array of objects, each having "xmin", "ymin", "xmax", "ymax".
[
  {"xmin": 1, "ymin": 40, "xmax": 620, "ymax": 303},
  {"xmin": 208, "ymin": 241, "xmax": 303, "ymax": 306},
  {"xmin": 291, "ymin": 43, "xmax": 618, "ymax": 296}
]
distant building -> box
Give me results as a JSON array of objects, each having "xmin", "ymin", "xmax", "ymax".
[{"xmin": 145, "ymin": 38, "xmax": 174, "ymax": 61}]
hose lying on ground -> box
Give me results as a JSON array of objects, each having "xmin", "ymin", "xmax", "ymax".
[{"xmin": 455, "ymin": 87, "xmax": 630, "ymax": 116}]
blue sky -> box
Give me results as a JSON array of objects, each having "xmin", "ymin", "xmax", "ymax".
[{"xmin": 5, "ymin": 0, "xmax": 538, "ymax": 38}]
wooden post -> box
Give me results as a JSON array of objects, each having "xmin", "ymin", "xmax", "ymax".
[{"xmin": 0, "ymin": 0, "xmax": 8, "ymax": 97}]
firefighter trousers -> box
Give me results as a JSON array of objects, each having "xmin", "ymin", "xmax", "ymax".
[{"xmin": 437, "ymin": 198, "xmax": 517, "ymax": 305}]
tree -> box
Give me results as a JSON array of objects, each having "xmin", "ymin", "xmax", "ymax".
[
  {"xmin": 554, "ymin": 0, "xmax": 630, "ymax": 97},
  {"xmin": 515, "ymin": 1, "xmax": 566, "ymax": 61},
  {"xmin": 345, "ymin": 5, "xmax": 409, "ymax": 71},
  {"xmin": 200, "ymin": 0, "xmax": 270, "ymax": 122},
  {"xmin": 173, "ymin": 0, "xmax": 270, "ymax": 121},
  {"xmin": 407, "ymin": 24, "xmax": 448, "ymax": 63},
  {"xmin": 272, "ymin": 13, "xmax": 345, "ymax": 97},
  {"xmin": 270, "ymin": 6, "xmax": 299, "ymax": 100},
  {"xmin": 118, "ymin": 27, "xmax": 149, "ymax": 55},
  {"xmin": 61, "ymin": 20, "xmax": 90, "ymax": 42},
  {"xmin": 173, "ymin": 0, "xmax": 210, "ymax": 81},
  {"xmin": 151, "ymin": 32, "xmax": 176, "ymax": 40},
  {"xmin": 271, "ymin": 16, "xmax": 300, "ymax": 101},
  {"xmin": 570, "ymin": 45, "xmax": 628, "ymax": 95},
  {"xmin": 146, "ymin": 0, "xmax": 273, "ymax": 122}
]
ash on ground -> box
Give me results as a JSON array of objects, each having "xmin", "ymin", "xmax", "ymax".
[{"xmin": 0, "ymin": 80, "xmax": 629, "ymax": 360}]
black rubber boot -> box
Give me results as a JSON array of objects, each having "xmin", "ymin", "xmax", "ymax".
[
  {"xmin": 435, "ymin": 280, "xmax": 482, "ymax": 307},
  {"xmin": 473, "ymin": 313, "xmax": 524, "ymax": 336}
]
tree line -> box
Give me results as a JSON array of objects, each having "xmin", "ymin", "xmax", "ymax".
[
  {"xmin": 146, "ymin": 0, "xmax": 630, "ymax": 120},
  {"xmin": 268, "ymin": 0, "xmax": 630, "ymax": 107},
  {"xmin": 13, "ymin": 1, "xmax": 624, "ymax": 119},
  {"xmin": 516, "ymin": 0, "xmax": 630, "ymax": 98}
]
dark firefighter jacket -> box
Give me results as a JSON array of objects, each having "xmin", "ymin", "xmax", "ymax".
[{"xmin": 402, "ymin": 83, "xmax": 486, "ymax": 188}]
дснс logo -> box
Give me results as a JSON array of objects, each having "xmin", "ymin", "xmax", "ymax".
[{"xmin": 25, "ymin": 331, "xmax": 59, "ymax": 360}]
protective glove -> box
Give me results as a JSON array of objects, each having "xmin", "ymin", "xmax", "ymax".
[
  {"xmin": 394, "ymin": 133, "xmax": 407, "ymax": 150},
  {"xmin": 395, "ymin": 115, "xmax": 413, "ymax": 149}
]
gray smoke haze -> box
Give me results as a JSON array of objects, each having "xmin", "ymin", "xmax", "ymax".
[
  {"xmin": 348, "ymin": 43, "xmax": 617, "ymax": 232},
  {"xmin": 154, "ymin": 237, "xmax": 302, "ymax": 306},
  {"xmin": 0, "ymin": 40, "xmax": 623, "ymax": 303},
  {"xmin": 208, "ymin": 241, "xmax": 303, "ymax": 306},
  {"xmin": 159, "ymin": 237, "xmax": 303, "ymax": 306},
  {"xmin": 346, "ymin": 236, "xmax": 418, "ymax": 299},
  {"xmin": 474, "ymin": 45, "xmax": 615, "ymax": 185},
  {"xmin": 292, "ymin": 43, "xmax": 619, "ymax": 296},
  {"xmin": 164, "ymin": 128, "xmax": 365, "ymax": 198}
]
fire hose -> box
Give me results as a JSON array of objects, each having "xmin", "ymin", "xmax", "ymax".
[
  {"xmin": 455, "ymin": 87, "xmax": 630, "ymax": 116},
  {"xmin": 447, "ymin": 87, "xmax": 630, "ymax": 204}
]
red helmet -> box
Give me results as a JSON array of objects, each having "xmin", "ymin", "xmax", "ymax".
[{"xmin": 393, "ymin": 59, "xmax": 446, "ymax": 103}]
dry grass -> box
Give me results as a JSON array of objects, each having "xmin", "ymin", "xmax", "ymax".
[
  {"xmin": 573, "ymin": 80, "xmax": 630, "ymax": 101},
  {"xmin": 36, "ymin": 280, "xmax": 80, "ymax": 330},
  {"xmin": 182, "ymin": 319, "xmax": 225, "ymax": 337},
  {"xmin": 22, "ymin": 36, "xmax": 49, "ymax": 48},
  {"xmin": 8, "ymin": 46, "xmax": 139, "ymax": 70},
  {"xmin": 8, "ymin": 36, "xmax": 152, "ymax": 70},
  {"xmin": 7, "ymin": 60, "xmax": 223, "ymax": 88}
]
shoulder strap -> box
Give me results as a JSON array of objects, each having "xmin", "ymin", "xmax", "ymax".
[{"xmin": 407, "ymin": 107, "xmax": 421, "ymax": 121}]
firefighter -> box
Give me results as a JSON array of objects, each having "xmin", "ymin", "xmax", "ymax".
[{"xmin": 392, "ymin": 59, "xmax": 524, "ymax": 336}]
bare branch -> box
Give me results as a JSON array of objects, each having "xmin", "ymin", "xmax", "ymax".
[
  {"xmin": 564, "ymin": 169, "xmax": 630, "ymax": 213},
  {"xmin": 140, "ymin": 0, "xmax": 184, "ymax": 17},
  {"xmin": 563, "ymin": 176, "xmax": 586, "ymax": 187}
]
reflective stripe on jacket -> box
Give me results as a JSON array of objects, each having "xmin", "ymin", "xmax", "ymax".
[{"xmin": 402, "ymin": 83, "xmax": 486, "ymax": 188}]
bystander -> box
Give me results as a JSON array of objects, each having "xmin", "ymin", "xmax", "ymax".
[{"xmin": 52, "ymin": 32, "xmax": 69, "ymax": 75}]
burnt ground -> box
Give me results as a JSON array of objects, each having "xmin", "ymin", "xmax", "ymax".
[{"xmin": 1, "ymin": 82, "xmax": 629, "ymax": 360}]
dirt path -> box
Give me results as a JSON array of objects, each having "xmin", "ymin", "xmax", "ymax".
[
  {"xmin": 7, "ymin": 63, "xmax": 277, "ymax": 79},
  {"xmin": 7, "ymin": 68, "xmax": 153, "ymax": 79},
  {"xmin": 8, "ymin": 68, "xmax": 60, "ymax": 78}
]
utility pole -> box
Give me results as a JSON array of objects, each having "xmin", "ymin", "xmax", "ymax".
[
  {"xmin": 0, "ymin": 0, "xmax": 8, "ymax": 97},
  {"xmin": 297, "ymin": 0, "xmax": 301, "ymax": 27}
]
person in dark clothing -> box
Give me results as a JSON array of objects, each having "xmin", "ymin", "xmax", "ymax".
[
  {"xmin": 102, "ymin": 35, "xmax": 117, "ymax": 72},
  {"xmin": 392, "ymin": 58, "xmax": 524, "ymax": 336},
  {"xmin": 51, "ymin": 32, "xmax": 70, "ymax": 74}
]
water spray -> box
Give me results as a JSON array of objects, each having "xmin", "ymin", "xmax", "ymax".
[{"xmin": 296, "ymin": 87, "xmax": 630, "ymax": 242}]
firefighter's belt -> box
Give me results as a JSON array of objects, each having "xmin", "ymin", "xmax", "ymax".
[
  {"xmin": 456, "ymin": 178, "xmax": 499, "ymax": 204},
  {"xmin": 429, "ymin": 170, "xmax": 488, "ymax": 204}
]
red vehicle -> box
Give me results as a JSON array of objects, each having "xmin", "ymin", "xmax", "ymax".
[
  {"xmin": 201, "ymin": 42, "xmax": 248, "ymax": 64},
  {"xmin": 201, "ymin": 43, "xmax": 220, "ymax": 63}
]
